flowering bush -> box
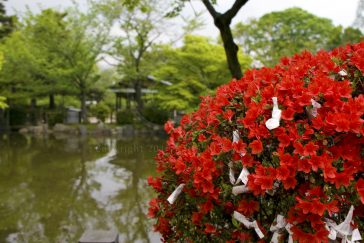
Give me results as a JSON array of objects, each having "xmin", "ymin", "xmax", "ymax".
[{"xmin": 148, "ymin": 43, "xmax": 364, "ymax": 242}]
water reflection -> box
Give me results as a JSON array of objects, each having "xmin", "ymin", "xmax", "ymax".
[{"xmin": 0, "ymin": 133, "xmax": 163, "ymax": 243}]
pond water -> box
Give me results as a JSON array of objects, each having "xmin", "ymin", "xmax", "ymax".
[{"xmin": 0, "ymin": 133, "xmax": 164, "ymax": 243}]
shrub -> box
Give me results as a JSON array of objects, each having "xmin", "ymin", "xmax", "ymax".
[
  {"xmin": 148, "ymin": 43, "xmax": 364, "ymax": 242},
  {"xmin": 142, "ymin": 104, "xmax": 169, "ymax": 125},
  {"xmin": 91, "ymin": 102, "xmax": 111, "ymax": 122},
  {"xmin": 47, "ymin": 110, "xmax": 64, "ymax": 127},
  {"xmin": 9, "ymin": 106, "xmax": 28, "ymax": 126},
  {"xmin": 116, "ymin": 109, "xmax": 134, "ymax": 125}
]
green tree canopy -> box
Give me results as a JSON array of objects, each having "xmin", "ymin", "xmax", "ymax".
[
  {"xmin": 151, "ymin": 35, "xmax": 251, "ymax": 112},
  {"xmin": 353, "ymin": 0, "xmax": 364, "ymax": 32},
  {"xmin": 235, "ymin": 7, "xmax": 363, "ymax": 67},
  {"xmin": 0, "ymin": 0, "xmax": 14, "ymax": 39},
  {"xmin": 166, "ymin": 0, "xmax": 250, "ymax": 79}
]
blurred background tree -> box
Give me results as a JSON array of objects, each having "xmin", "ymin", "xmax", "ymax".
[{"xmin": 234, "ymin": 7, "xmax": 362, "ymax": 67}]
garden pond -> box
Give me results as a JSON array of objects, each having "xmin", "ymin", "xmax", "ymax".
[{"xmin": 0, "ymin": 133, "xmax": 163, "ymax": 243}]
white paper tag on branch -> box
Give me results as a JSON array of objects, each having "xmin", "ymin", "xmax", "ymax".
[
  {"xmin": 232, "ymin": 185, "xmax": 249, "ymax": 195},
  {"xmin": 351, "ymin": 228, "xmax": 362, "ymax": 241},
  {"xmin": 236, "ymin": 167, "xmax": 249, "ymax": 185},
  {"xmin": 229, "ymin": 167, "xmax": 236, "ymax": 185},
  {"xmin": 167, "ymin": 184, "xmax": 185, "ymax": 204},
  {"xmin": 325, "ymin": 206, "xmax": 361, "ymax": 242},
  {"xmin": 265, "ymin": 97, "xmax": 281, "ymax": 130},
  {"xmin": 228, "ymin": 161, "xmax": 236, "ymax": 185},
  {"xmin": 285, "ymin": 223, "xmax": 294, "ymax": 243},
  {"xmin": 310, "ymin": 99, "xmax": 321, "ymax": 118},
  {"xmin": 270, "ymin": 215, "xmax": 287, "ymax": 243},
  {"xmin": 233, "ymin": 130, "xmax": 240, "ymax": 143},
  {"xmin": 233, "ymin": 211, "xmax": 264, "ymax": 239},
  {"xmin": 266, "ymin": 181, "xmax": 280, "ymax": 196},
  {"xmin": 339, "ymin": 70, "xmax": 347, "ymax": 76},
  {"xmin": 336, "ymin": 205, "xmax": 354, "ymax": 236}
]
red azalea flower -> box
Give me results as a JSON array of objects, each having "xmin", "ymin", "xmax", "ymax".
[
  {"xmin": 209, "ymin": 142, "xmax": 221, "ymax": 156},
  {"xmin": 249, "ymin": 140, "xmax": 263, "ymax": 154},
  {"xmin": 164, "ymin": 120, "xmax": 174, "ymax": 134},
  {"xmin": 223, "ymin": 109, "xmax": 235, "ymax": 122},
  {"xmin": 294, "ymin": 142, "xmax": 305, "ymax": 155},
  {"xmin": 282, "ymin": 176, "xmax": 297, "ymax": 190},
  {"xmin": 303, "ymin": 142, "xmax": 318, "ymax": 156},
  {"xmin": 192, "ymin": 212, "xmax": 203, "ymax": 225},
  {"xmin": 356, "ymin": 178, "xmax": 364, "ymax": 204},
  {"xmin": 200, "ymin": 200, "xmax": 214, "ymax": 214},
  {"xmin": 282, "ymin": 108, "xmax": 295, "ymax": 120},
  {"xmin": 174, "ymin": 159, "xmax": 186, "ymax": 175},
  {"xmin": 220, "ymin": 137, "xmax": 232, "ymax": 152},
  {"xmin": 148, "ymin": 176, "xmax": 163, "ymax": 192},
  {"xmin": 232, "ymin": 140, "xmax": 247, "ymax": 155},
  {"xmin": 204, "ymin": 224, "xmax": 216, "ymax": 234},
  {"xmin": 198, "ymin": 133, "xmax": 207, "ymax": 142},
  {"xmin": 150, "ymin": 42, "xmax": 364, "ymax": 242},
  {"xmin": 148, "ymin": 198, "xmax": 160, "ymax": 218},
  {"xmin": 237, "ymin": 200, "xmax": 259, "ymax": 217}
]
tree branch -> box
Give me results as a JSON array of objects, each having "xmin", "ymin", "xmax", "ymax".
[
  {"xmin": 201, "ymin": 0, "xmax": 219, "ymax": 18},
  {"xmin": 224, "ymin": 0, "xmax": 249, "ymax": 21}
]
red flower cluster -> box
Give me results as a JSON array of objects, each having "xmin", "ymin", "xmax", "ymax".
[{"xmin": 149, "ymin": 43, "xmax": 364, "ymax": 242}]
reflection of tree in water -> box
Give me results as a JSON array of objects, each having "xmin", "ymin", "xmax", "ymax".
[
  {"xmin": 0, "ymin": 135, "xmax": 163, "ymax": 243},
  {"xmin": 0, "ymin": 135, "xmax": 111, "ymax": 242},
  {"xmin": 109, "ymin": 138, "xmax": 162, "ymax": 243}
]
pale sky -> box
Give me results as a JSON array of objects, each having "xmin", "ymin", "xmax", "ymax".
[{"xmin": 5, "ymin": 0, "xmax": 361, "ymax": 38}]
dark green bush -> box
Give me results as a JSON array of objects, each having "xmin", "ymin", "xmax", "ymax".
[
  {"xmin": 116, "ymin": 109, "xmax": 134, "ymax": 125},
  {"xmin": 9, "ymin": 106, "xmax": 28, "ymax": 127},
  {"xmin": 142, "ymin": 104, "xmax": 169, "ymax": 125},
  {"xmin": 91, "ymin": 103, "xmax": 111, "ymax": 122},
  {"xmin": 47, "ymin": 110, "xmax": 64, "ymax": 127}
]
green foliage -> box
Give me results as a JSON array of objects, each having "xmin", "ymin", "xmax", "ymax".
[
  {"xmin": 0, "ymin": 96, "xmax": 7, "ymax": 109},
  {"xmin": 142, "ymin": 103, "xmax": 169, "ymax": 125},
  {"xmin": 90, "ymin": 102, "xmax": 111, "ymax": 122},
  {"xmin": 116, "ymin": 109, "xmax": 134, "ymax": 125},
  {"xmin": 9, "ymin": 106, "xmax": 28, "ymax": 126},
  {"xmin": 235, "ymin": 7, "xmax": 363, "ymax": 67},
  {"xmin": 0, "ymin": 31, "xmax": 37, "ymax": 100},
  {"xmin": 47, "ymin": 110, "xmax": 64, "ymax": 127},
  {"xmin": 0, "ymin": 51, "xmax": 6, "ymax": 109},
  {"xmin": 0, "ymin": 5, "xmax": 113, "ymax": 123},
  {"xmin": 151, "ymin": 35, "xmax": 251, "ymax": 111},
  {"xmin": 353, "ymin": 0, "xmax": 364, "ymax": 32},
  {"xmin": 0, "ymin": 0, "xmax": 14, "ymax": 39}
]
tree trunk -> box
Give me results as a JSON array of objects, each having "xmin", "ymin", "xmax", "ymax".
[
  {"xmin": 49, "ymin": 94, "xmax": 55, "ymax": 110},
  {"xmin": 215, "ymin": 16, "xmax": 242, "ymax": 79},
  {"xmin": 80, "ymin": 90, "xmax": 87, "ymax": 123},
  {"xmin": 134, "ymin": 80, "xmax": 143, "ymax": 111}
]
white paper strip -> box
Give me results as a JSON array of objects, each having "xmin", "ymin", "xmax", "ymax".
[
  {"xmin": 310, "ymin": 99, "xmax": 321, "ymax": 118},
  {"xmin": 339, "ymin": 70, "xmax": 347, "ymax": 76},
  {"xmin": 351, "ymin": 228, "xmax": 362, "ymax": 242},
  {"xmin": 325, "ymin": 206, "xmax": 362, "ymax": 243},
  {"xmin": 336, "ymin": 205, "xmax": 354, "ymax": 237},
  {"xmin": 228, "ymin": 161, "xmax": 236, "ymax": 185},
  {"xmin": 265, "ymin": 97, "xmax": 281, "ymax": 130},
  {"xmin": 233, "ymin": 211, "xmax": 264, "ymax": 239},
  {"xmin": 167, "ymin": 184, "xmax": 185, "ymax": 204},
  {"xmin": 229, "ymin": 168, "xmax": 236, "ymax": 185},
  {"xmin": 235, "ymin": 167, "xmax": 250, "ymax": 185},
  {"xmin": 266, "ymin": 181, "xmax": 280, "ymax": 196},
  {"xmin": 270, "ymin": 215, "xmax": 287, "ymax": 243},
  {"xmin": 232, "ymin": 185, "xmax": 249, "ymax": 195},
  {"xmin": 233, "ymin": 130, "xmax": 240, "ymax": 143},
  {"xmin": 285, "ymin": 223, "xmax": 293, "ymax": 243}
]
